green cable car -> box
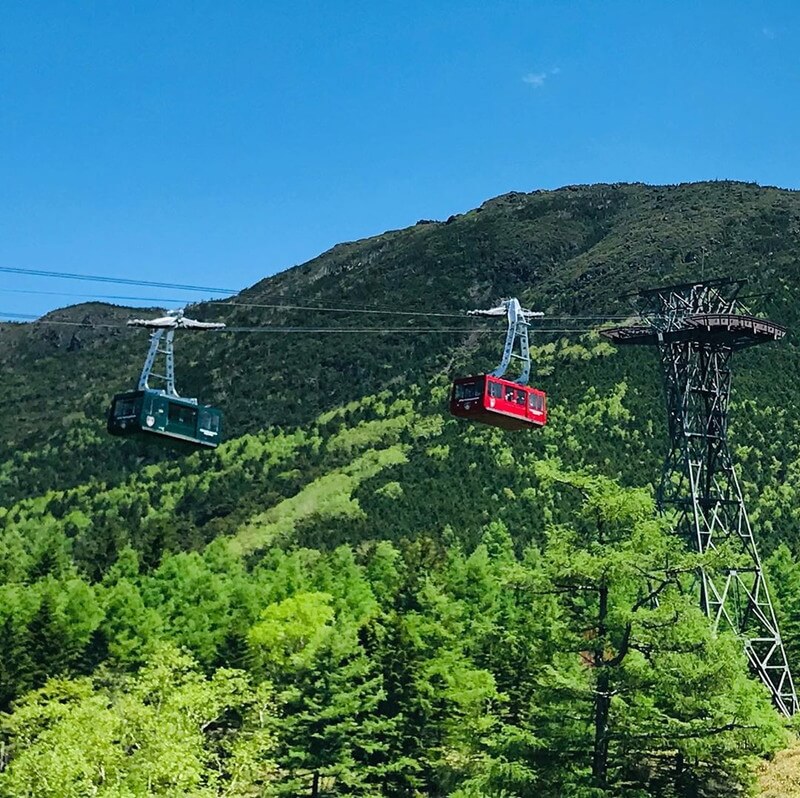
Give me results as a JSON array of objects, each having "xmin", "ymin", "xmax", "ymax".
[
  {"xmin": 107, "ymin": 311, "xmax": 225, "ymax": 449},
  {"xmin": 108, "ymin": 389, "xmax": 222, "ymax": 447}
]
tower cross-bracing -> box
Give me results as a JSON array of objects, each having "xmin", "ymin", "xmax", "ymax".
[{"xmin": 603, "ymin": 278, "xmax": 797, "ymax": 717}]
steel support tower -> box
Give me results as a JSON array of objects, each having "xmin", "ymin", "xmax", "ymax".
[{"xmin": 604, "ymin": 278, "xmax": 798, "ymax": 716}]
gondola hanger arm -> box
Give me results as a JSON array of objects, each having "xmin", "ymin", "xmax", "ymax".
[
  {"xmin": 127, "ymin": 309, "xmax": 226, "ymax": 331},
  {"xmin": 467, "ymin": 303, "xmax": 544, "ymax": 319},
  {"xmin": 127, "ymin": 309, "xmax": 226, "ymax": 397},
  {"xmin": 466, "ymin": 298, "xmax": 543, "ymax": 384}
]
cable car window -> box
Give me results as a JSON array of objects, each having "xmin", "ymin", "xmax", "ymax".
[
  {"xmin": 505, "ymin": 386, "xmax": 515, "ymax": 402},
  {"xmin": 455, "ymin": 382, "xmax": 481, "ymax": 401},
  {"xmin": 114, "ymin": 397, "xmax": 138, "ymax": 418},
  {"xmin": 488, "ymin": 381, "xmax": 502, "ymax": 399},
  {"xmin": 168, "ymin": 403, "xmax": 197, "ymax": 426},
  {"xmin": 516, "ymin": 390, "xmax": 526, "ymax": 406},
  {"xmin": 529, "ymin": 393, "xmax": 544, "ymax": 411},
  {"xmin": 199, "ymin": 411, "xmax": 219, "ymax": 433}
]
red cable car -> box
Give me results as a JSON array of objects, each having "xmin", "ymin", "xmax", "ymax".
[
  {"xmin": 449, "ymin": 297, "xmax": 548, "ymax": 431},
  {"xmin": 450, "ymin": 375, "xmax": 547, "ymax": 430}
]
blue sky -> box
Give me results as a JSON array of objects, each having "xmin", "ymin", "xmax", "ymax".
[{"xmin": 2, "ymin": 1, "xmax": 799, "ymax": 317}]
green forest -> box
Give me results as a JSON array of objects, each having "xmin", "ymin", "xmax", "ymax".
[{"xmin": 4, "ymin": 182, "xmax": 800, "ymax": 796}]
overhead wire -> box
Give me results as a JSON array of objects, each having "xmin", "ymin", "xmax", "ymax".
[
  {"xmin": 0, "ymin": 267, "xmax": 451, "ymax": 313},
  {"xmin": 0, "ymin": 287, "xmax": 189, "ymax": 305},
  {"xmin": 218, "ymin": 326, "xmax": 603, "ymax": 334},
  {"xmin": 0, "ymin": 286, "xmax": 632, "ymax": 325},
  {"xmin": 0, "ymin": 266, "xmax": 636, "ymax": 322},
  {"xmin": 207, "ymin": 300, "xmax": 469, "ymax": 319},
  {"xmin": 205, "ymin": 299, "xmax": 633, "ymax": 321},
  {"xmin": 0, "ymin": 314, "xmax": 605, "ymax": 336},
  {"xmin": 0, "ymin": 315, "xmax": 122, "ymax": 329},
  {"xmin": 0, "ymin": 266, "xmax": 237, "ymax": 295}
]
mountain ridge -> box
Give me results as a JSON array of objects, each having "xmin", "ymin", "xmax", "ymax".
[{"xmin": 3, "ymin": 179, "xmax": 800, "ymax": 503}]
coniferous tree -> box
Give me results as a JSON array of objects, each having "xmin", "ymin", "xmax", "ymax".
[
  {"xmin": 249, "ymin": 591, "xmax": 393, "ymax": 796},
  {"xmin": 528, "ymin": 465, "xmax": 786, "ymax": 797},
  {"xmin": 765, "ymin": 543, "xmax": 800, "ymax": 674}
]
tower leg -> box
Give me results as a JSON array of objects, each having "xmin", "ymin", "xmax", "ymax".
[{"xmin": 658, "ymin": 338, "xmax": 797, "ymax": 716}]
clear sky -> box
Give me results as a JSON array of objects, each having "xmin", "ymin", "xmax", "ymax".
[{"xmin": 2, "ymin": 1, "xmax": 799, "ymax": 317}]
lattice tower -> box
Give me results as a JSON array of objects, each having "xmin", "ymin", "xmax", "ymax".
[{"xmin": 603, "ymin": 278, "xmax": 797, "ymax": 717}]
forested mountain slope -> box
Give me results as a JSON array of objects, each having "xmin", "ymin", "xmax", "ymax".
[
  {"xmin": 4, "ymin": 181, "xmax": 800, "ymax": 501},
  {"xmin": 3, "ymin": 182, "xmax": 800, "ymax": 796}
]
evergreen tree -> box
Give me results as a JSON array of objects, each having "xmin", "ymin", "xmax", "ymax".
[
  {"xmin": 249, "ymin": 591, "xmax": 393, "ymax": 796},
  {"xmin": 765, "ymin": 543, "xmax": 800, "ymax": 673},
  {"xmin": 528, "ymin": 465, "xmax": 786, "ymax": 796}
]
